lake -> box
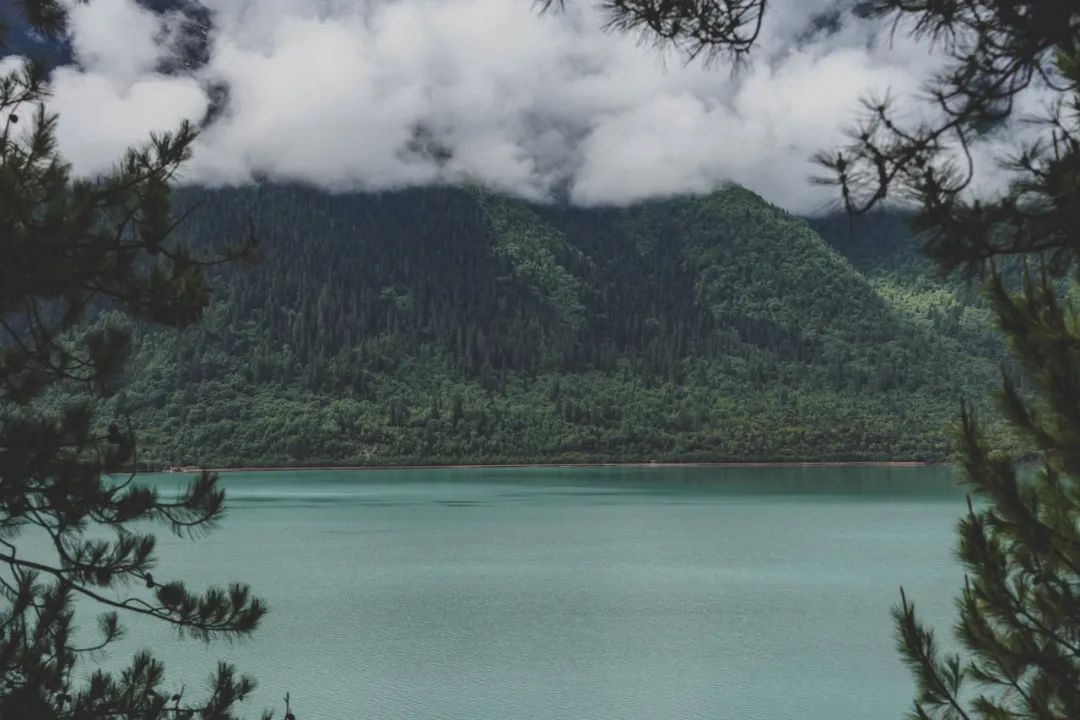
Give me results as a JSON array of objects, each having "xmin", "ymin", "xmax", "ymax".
[{"xmin": 94, "ymin": 466, "xmax": 967, "ymax": 720}]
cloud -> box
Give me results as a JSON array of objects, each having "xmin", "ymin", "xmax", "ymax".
[
  {"xmin": 50, "ymin": 70, "xmax": 208, "ymax": 173},
  {"xmin": 65, "ymin": 0, "xmax": 164, "ymax": 80},
  {"xmin": 37, "ymin": 0, "xmax": 1020, "ymax": 213}
]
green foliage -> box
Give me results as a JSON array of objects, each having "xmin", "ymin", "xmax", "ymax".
[
  {"xmin": 595, "ymin": 1, "xmax": 1080, "ymax": 715},
  {"xmin": 104, "ymin": 184, "xmax": 1010, "ymax": 468},
  {"xmin": 0, "ymin": 5, "xmax": 264, "ymax": 718},
  {"xmin": 474, "ymin": 189, "xmax": 587, "ymax": 332},
  {"xmin": 895, "ymin": 269, "xmax": 1080, "ymax": 719},
  {"xmin": 818, "ymin": 3, "xmax": 1080, "ymax": 719},
  {"xmin": 604, "ymin": 0, "xmax": 1080, "ymax": 712}
]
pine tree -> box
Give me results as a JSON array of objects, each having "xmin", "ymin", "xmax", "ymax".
[
  {"xmin": 551, "ymin": 1, "xmax": 1080, "ymax": 716},
  {"xmin": 0, "ymin": 2, "xmax": 263, "ymax": 718},
  {"xmin": 826, "ymin": 5, "xmax": 1080, "ymax": 717},
  {"xmin": 894, "ymin": 268, "xmax": 1080, "ymax": 718}
]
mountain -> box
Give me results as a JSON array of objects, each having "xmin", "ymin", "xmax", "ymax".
[{"xmin": 109, "ymin": 184, "xmax": 1007, "ymax": 467}]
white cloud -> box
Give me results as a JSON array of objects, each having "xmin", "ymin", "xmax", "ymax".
[
  {"xmin": 38, "ymin": 0, "xmax": 1029, "ymax": 213},
  {"xmin": 50, "ymin": 69, "xmax": 208, "ymax": 175},
  {"xmin": 65, "ymin": 0, "xmax": 164, "ymax": 80}
]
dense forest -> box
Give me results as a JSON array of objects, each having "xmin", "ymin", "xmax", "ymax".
[{"xmin": 102, "ymin": 184, "xmax": 1011, "ymax": 467}]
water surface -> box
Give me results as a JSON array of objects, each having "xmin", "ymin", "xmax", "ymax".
[{"xmin": 97, "ymin": 466, "xmax": 965, "ymax": 720}]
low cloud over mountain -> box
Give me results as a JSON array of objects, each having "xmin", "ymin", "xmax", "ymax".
[{"xmin": 6, "ymin": 0, "xmax": 1037, "ymax": 212}]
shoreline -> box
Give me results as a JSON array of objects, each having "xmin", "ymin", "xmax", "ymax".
[{"xmin": 160, "ymin": 460, "xmax": 941, "ymax": 474}]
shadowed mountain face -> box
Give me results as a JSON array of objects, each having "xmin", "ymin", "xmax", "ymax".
[{"xmin": 98, "ymin": 184, "xmax": 1007, "ymax": 467}]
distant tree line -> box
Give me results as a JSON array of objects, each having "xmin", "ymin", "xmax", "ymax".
[{"xmin": 96, "ymin": 184, "xmax": 1013, "ymax": 468}]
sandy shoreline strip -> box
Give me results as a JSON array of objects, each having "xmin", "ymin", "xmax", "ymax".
[{"xmin": 164, "ymin": 460, "xmax": 938, "ymax": 474}]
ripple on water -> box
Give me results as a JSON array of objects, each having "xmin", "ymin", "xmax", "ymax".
[{"xmin": 105, "ymin": 467, "xmax": 961, "ymax": 720}]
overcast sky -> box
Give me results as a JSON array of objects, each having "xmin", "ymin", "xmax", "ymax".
[{"xmin": 36, "ymin": 0, "xmax": 993, "ymax": 213}]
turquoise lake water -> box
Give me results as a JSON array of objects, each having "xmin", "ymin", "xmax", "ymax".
[{"xmin": 85, "ymin": 466, "xmax": 967, "ymax": 719}]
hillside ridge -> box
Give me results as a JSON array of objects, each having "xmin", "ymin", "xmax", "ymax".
[{"xmin": 108, "ymin": 184, "xmax": 1006, "ymax": 467}]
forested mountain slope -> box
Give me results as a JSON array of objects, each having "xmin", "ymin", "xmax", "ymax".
[{"xmin": 112, "ymin": 184, "xmax": 1006, "ymax": 467}]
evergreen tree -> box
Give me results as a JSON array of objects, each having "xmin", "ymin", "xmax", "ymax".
[
  {"xmin": 0, "ymin": 1, "xmax": 263, "ymax": 718},
  {"xmin": 540, "ymin": 1, "xmax": 767, "ymax": 64},
  {"xmin": 830, "ymin": 4, "xmax": 1080, "ymax": 717},
  {"xmin": 552, "ymin": 0, "xmax": 1080, "ymax": 716}
]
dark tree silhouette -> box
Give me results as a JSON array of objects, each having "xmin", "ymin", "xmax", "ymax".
[
  {"xmin": 548, "ymin": 1, "xmax": 1080, "ymax": 717},
  {"xmin": 818, "ymin": 6, "xmax": 1080, "ymax": 714},
  {"xmin": 0, "ymin": 1, "xmax": 264, "ymax": 718},
  {"xmin": 541, "ymin": 0, "xmax": 767, "ymax": 63}
]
